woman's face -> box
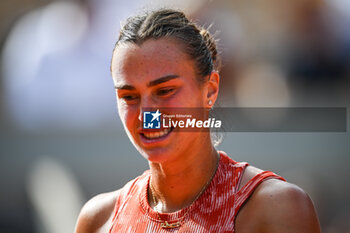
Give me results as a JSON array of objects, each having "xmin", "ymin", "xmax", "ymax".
[{"xmin": 111, "ymin": 38, "xmax": 214, "ymax": 163}]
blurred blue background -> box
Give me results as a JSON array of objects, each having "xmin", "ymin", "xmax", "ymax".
[{"xmin": 0, "ymin": 0, "xmax": 349, "ymax": 232}]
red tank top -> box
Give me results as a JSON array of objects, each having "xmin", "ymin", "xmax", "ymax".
[{"xmin": 109, "ymin": 151, "xmax": 285, "ymax": 232}]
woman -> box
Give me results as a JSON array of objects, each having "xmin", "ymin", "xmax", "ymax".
[{"xmin": 75, "ymin": 9, "xmax": 321, "ymax": 232}]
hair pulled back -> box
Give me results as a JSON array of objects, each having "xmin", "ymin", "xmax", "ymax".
[{"xmin": 113, "ymin": 9, "xmax": 220, "ymax": 82}]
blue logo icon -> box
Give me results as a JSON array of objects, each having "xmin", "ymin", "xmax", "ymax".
[{"xmin": 143, "ymin": 109, "xmax": 162, "ymax": 129}]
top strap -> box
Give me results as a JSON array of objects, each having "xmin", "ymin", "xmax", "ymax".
[{"xmin": 234, "ymin": 170, "xmax": 286, "ymax": 214}]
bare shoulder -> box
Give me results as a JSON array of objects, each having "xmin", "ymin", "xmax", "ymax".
[
  {"xmin": 74, "ymin": 190, "xmax": 120, "ymax": 233},
  {"xmin": 236, "ymin": 165, "xmax": 321, "ymax": 233},
  {"xmin": 237, "ymin": 165, "xmax": 264, "ymax": 190}
]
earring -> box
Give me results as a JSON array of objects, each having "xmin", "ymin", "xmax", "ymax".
[{"xmin": 208, "ymin": 100, "xmax": 212, "ymax": 106}]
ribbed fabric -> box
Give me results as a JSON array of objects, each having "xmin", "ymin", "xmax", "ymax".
[{"xmin": 109, "ymin": 151, "xmax": 286, "ymax": 232}]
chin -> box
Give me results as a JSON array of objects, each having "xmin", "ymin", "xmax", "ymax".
[
  {"xmin": 138, "ymin": 147, "xmax": 177, "ymax": 164},
  {"xmin": 129, "ymin": 129, "xmax": 194, "ymax": 164}
]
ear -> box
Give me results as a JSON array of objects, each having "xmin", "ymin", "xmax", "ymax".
[{"xmin": 206, "ymin": 71, "xmax": 220, "ymax": 108}]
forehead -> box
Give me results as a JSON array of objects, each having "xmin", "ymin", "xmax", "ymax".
[{"xmin": 111, "ymin": 39, "xmax": 197, "ymax": 83}]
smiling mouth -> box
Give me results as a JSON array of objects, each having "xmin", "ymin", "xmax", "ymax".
[{"xmin": 141, "ymin": 127, "xmax": 173, "ymax": 139}]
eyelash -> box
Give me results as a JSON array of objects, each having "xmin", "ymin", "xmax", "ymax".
[
  {"xmin": 119, "ymin": 87, "xmax": 176, "ymax": 104},
  {"xmin": 120, "ymin": 95, "xmax": 139, "ymax": 101},
  {"xmin": 156, "ymin": 87, "xmax": 175, "ymax": 96}
]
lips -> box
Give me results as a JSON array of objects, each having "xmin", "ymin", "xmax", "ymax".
[
  {"xmin": 139, "ymin": 126, "xmax": 174, "ymax": 145},
  {"xmin": 142, "ymin": 128, "xmax": 172, "ymax": 139}
]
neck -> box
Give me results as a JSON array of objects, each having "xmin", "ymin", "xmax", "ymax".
[{"xmin": 148, "ymin": 137, "xmax": 219, "ymax": 213}]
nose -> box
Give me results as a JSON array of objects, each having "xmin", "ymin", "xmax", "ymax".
[
  {"xmin": 138, "ymin": 94, "xmax": 157, "ymax": 122},
  {"xmin": 138, "ymin": 110, "xmax": 143, "ymax": 122}
]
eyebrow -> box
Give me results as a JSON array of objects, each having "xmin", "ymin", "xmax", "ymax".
[
  {"xmin": 115, "ymin": 74, "xmax": 180, "ymax": 90},
  {"xmin": 147, "ymin": 74, "xmax": 179, "ymax": 87},
  {"xmin": 114, "ymin": 84, "xmax": 135, "ymax": 90}
]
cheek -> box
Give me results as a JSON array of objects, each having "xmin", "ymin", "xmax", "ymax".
[
  {"xmin": 117, "ymin": 101, "xmax": 139, "ymax": 131},
  {"xmin": 176, "ymin": 86, "xmax": 206, "ymax": 107},
  {"xmin": 117, "ymin": 100, "xmax": 126, "ymax": 123}
]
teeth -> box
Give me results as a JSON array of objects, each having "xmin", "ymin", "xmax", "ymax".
[{"xmin": 143, "ymin": 128, "xmax": 171, "ymax": 139}]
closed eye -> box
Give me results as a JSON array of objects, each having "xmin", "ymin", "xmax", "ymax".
[
  {"xmin": 119, "ymin": 94, "xmax": 139, "ymax": 103},
  {"xmin": 122, "ymin": 95, "xmax": 138, "ymax": 100},
  {"xmin": 156, "ymin": 87, "xmax": 176, "ymax": 97}
]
